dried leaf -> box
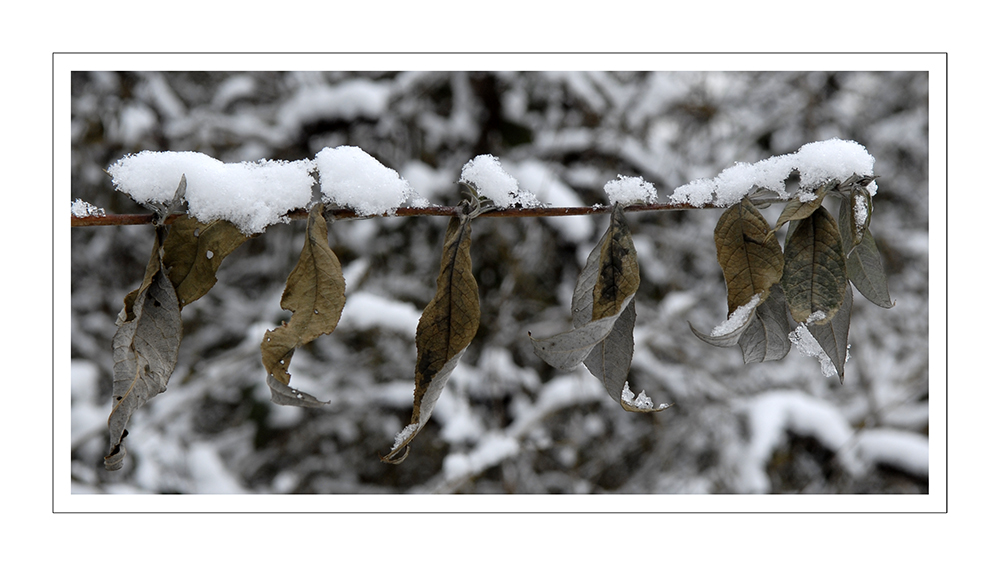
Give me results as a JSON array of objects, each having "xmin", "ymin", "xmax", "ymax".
[
  {"xmin": 592, "ymin": 204, "xmax": 640, "ymax": 319},
  {"xmin": 838, "ymin": 197, "xmax": 893, "ymax": 308},
  {"xmin": 382, "ymin": 212, "xmax": 480, "ymax": 463},
  {"xmin": 260, "ymin": 203, "xmax": 345, "ymax": 407},
  {"xmin": 533, "ymin": 205, "xmax": 668, "ymax": 412},
  {"xmin": 807, "ymin": 283, "xmax": 853, "ymax": 383},
  {"xmin": 105, "ymin": 227, "xmax": 182, "ymax": 471},
  {"xmin": 715, "ymin": 197, "xmax": 784, "ymax": 314},
  {"xmin": 780, "ymin": 206, "xmax": 848, "ymax": 324},
  {"xmin": 738, "ymin": 284, "xmax": 792, "ymax": 363},
  {"xmin": 774, "ymin": 179, "xmax": 835, "ymax": 231},
  {"xmin": 162, "ymin": 215, "xmax": 250, "ymax": 307}
]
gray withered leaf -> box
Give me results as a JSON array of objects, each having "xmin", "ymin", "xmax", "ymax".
[
  {"xmin": 688, "ymin": 299, "xmax": 758, "ymax": 348},
  {"xmin": 260, "ymin": 203, "xmax": 345, "ymax": 407},
  {"xmin": 533, "ymin": 204, "xmax": 638, "ymax": 370},
  {"xmin": 714, "ymin": 197, "xmax": 784, "ymax": 315},
  {"xmin": 838, "ymin": 197, "xmax": 893, "ymax": 308},
  {"xmin": 162, "ymin": 215, "xmax": 251, "ymax": 308},
  {"xmin": 807, "ymin": 283, "xmax": 853, "ymax": 383},
  {"xmin": 382, "ymin": 211, "xmax": 480, "ymax": 464},
  {"xmin": 773, "ymin": 179, "xmax": 835, "ymax": 231},
  {"xmin": 781, "ymin": 205, "xmax": 848, "ymax": 324},
  {"xmin": 738, "ymin": 283, "xmax": 791, "ymax": 363},
  {"xmin": 689, "ymin": 285, "xmax": 790, "ymax": 363},
  {"xmin": 533, "ymin": 205, "xmax": 668, "ymax": 412},
  {"xmin": 106, "ymin": 226, "xmax": 182, "ymax": 471}
]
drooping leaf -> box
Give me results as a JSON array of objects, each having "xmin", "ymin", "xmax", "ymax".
[
  {"xmin": 260, "ymin": 203, "xmax": 345, "ymax": 407},
  {"xmin": 591, "ymin": 204, "xmax": 640, "ymax": 319},
  {"xmin": 382, "ymin": 211, "xmax": 480, "ymax": 463},
  {"xmin": 838, "ymin": 197, "xmax": 893, "ymax": 308},
  {"xmin": 532, "ymin": 204, "xmax": 668, "ymax": 413},
  {"xmin": 837, "ymin": 184, "xmax": 873, "ymax": 253},
  {"xmin": 162, "ymin": 215, "xmax": 251, "ymax": 307},
  {"xmin": 584, "ymin": 299, "xmax": 636, "ymax": 407},
  {"xmin": 105, "ymin": 226, "xmax": 182, "ymax": 471},
  {"xmin": 715, "ymin": 197, "xmax": 784, "ymax": 314},
  {"xmin": 780, "ymin": 206, "xmax": 848, "ymax": 324},
  {"xmin": 774, "ymin": 179, "xmax": 835, "ymax": 231},
  {"xmin": 807, "ymin": 283, "xmax": 853, "ymax": 383},
  {"xmin": 738, "ymin": 284, "xmax": 792, "ymax": 363}
]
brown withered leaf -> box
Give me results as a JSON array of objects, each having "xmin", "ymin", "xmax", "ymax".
[
  {"xmin": 382, "ymin": 212, "xmax": 480, "ymax": 464},
  {"xmin": 592, "ymin": 204, "xmax": 640, "ymax": 319},
  {"xmin": 774, "ymin": 179, "xmax": 835, "ymax": 231},
  {"xmin": 715, "ymin": 197, "xmax": 784, "ymax": 314},
  {"xmin": 106, "ymin": 226, "xmax": 182, "ymax": 471},
  {"xmin": 533, "ymin": 205, "xmax": 668, "ymax": 413},
  {"xmin": 162, "ymin": 215, "xmax": 251, "ymax": 307},
  {"xmin": 781, "ymin": 206, "xmax": 848, "ymax": 324},
  {"xmin": 260, "ymin": 203, "xmax": 345, "ymax": 407}
]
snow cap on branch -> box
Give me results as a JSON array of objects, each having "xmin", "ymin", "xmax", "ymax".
[
  {"xmin": 315, "ymin": 146, "xmax": 416, "ymax": 216},
  {"xmin": 670, "ymin": 139, "xmax": 875, "ymax": 208},
  {"xmin": 107, "ymin": 150, "xmax": 315, "ymax": 234},
  {"xmin": 603, "ymin": 175, "xmax": 658, "ymax": 206},
  {"xmin": 460, "ymin": 154, "xmax": 540, "ymax": 209}
]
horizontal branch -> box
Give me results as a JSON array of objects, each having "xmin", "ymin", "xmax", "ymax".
[{"xmin": 70, "ymin": 202, "xmax": 717, "ymax": 227}]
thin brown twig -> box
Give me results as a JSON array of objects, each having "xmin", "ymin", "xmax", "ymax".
[{"xmin": 69, "ymin": 202, "xmax": 717, "ymax": 227}]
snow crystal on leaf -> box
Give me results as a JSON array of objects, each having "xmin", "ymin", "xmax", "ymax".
[
  {"xmin": 107, "ymin": 150, "xmax": 315, "ymax": 234},
  {"xmin": 788, "ymin": 323, "xmax": 848, "ymax": 379},
  {"xmin": 391, "ymin": 424, "xmax": 419, "ymax": 451},
  {"xmin": 603, "ymin": 175, "xmax": 657, "ymax": 206},
  {"xmin": 460, "ymin": 154, "xmax": 540, "ymax": 209},
  {"xmin": 711, "ymin": 294, "xmax": 761, "ymax": 336},
  {"xmin": 315, "ymin": 146, "xmax": 414, "ymax": 216}
]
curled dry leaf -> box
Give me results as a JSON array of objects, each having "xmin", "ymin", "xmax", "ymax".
[
  {"xmin": 382, "ymin": 211, "xmax": 480, "ymax": 464},
  {"xmin": 105, "ymin": 226, "xmax": 182, "ymax": 471},
  {"xmin": 838, "ymin": 196, "xmax": 893, "ymax": 309},
  {"xmin": 715, "ymin": 197, "xmax": 784, "ymax": 315},
  {"xmin": 162, "ymin": 215, "xmax": 251, "ymax": 307},
  {"xmin": 532, "ymin": 204, "xmax": 669, "ymax": 413},
  {"xmin": 260, "ymin": 203, "xmax": 345, "ymax": 407},
  {"xmin": 781, "ymin": 206, "xmax": 848, "ymax": 324}
]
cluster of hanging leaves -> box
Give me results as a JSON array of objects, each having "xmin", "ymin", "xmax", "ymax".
[
  {"xmin": 530, "ymin": 204, "xmax": 670, "ymax": 413},
  {"xmin": 105, "ymin": 177, "xmax": 255, "ymax": 470},
  {"xmin": 102, "ymin": 171, "xmax": 893, "ymax": 470},
  {"xmin": 689, "ymin": 175, "xmax": 893, "ymax": 383}
]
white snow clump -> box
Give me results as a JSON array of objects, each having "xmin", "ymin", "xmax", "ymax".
[
  {"xmin": 460, "ymin": 154, "xmax": 540, "ymax": 209},
  {"xmin": 603, "ymin": 175, "xmax": 658, "ymax": 206},
  {"xmin": 315, "ymin": 146, "xmax": 415, "ymax": 216},
  {"xmin": 107, "ymin": 150, "xmax": 315, "ymax": 234},
  {"xmin": 670, "ymin": 139, "xmax": 875, "ymax": 208}
]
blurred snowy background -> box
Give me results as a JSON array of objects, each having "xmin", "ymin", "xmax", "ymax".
[{"xmin": 70, "ymin": 71, "xmax": 929, "ymax": 494}]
